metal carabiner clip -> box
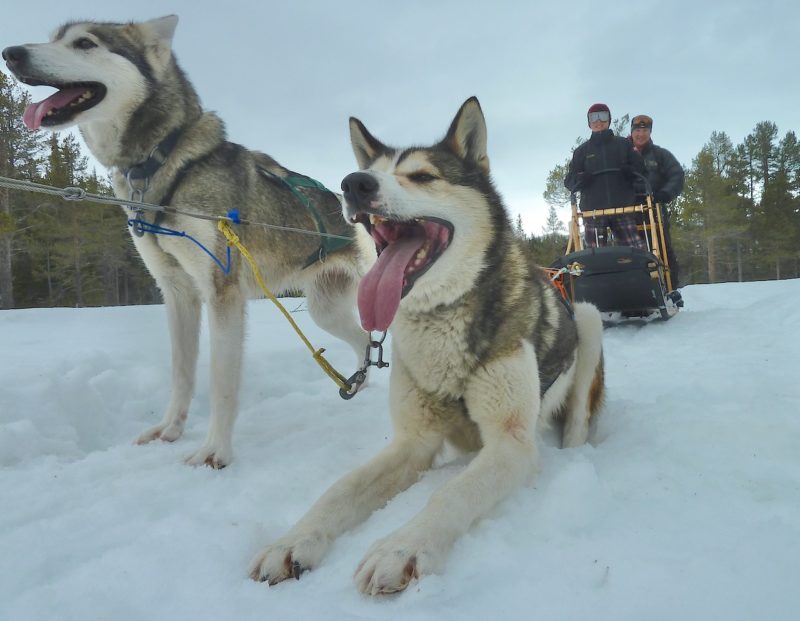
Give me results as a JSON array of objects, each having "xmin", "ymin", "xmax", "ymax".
[{"xmin": 338, "ymin": 331, "xmax": 389, "ymax": 400}]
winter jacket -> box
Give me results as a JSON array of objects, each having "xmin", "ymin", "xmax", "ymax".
[
  {"xmin": 632, "ymin": 140, "xmax": 685, "ymax": 203},
  {"xmin": 564, "ymin": 129, "xmax": 645, "ymax": 212}
]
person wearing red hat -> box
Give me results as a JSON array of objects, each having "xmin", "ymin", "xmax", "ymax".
[
  {"xmin": 564, "ymin": 103, "xmax": 646, "ymax": 248},
  {"xmin": 629, "ymin": 114, "xmax": 685, "ymax": 286}
]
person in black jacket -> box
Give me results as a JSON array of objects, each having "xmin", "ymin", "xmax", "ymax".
[
  {"xmin": 630, "ymin": 114, "xmax": 685, "ymax": 285},
  {"xmin": 564, "ymin": 103, "xmax": 646, "ymax": 248}
]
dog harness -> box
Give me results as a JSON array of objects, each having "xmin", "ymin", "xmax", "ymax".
[
  {"xmin": 122, "ymin": 131, "xmax": 353, "ymax": 267},
  {"xmin": 122, "ymin": 128, "xmax": 184, "ymax": 236},
  {"xmin": 256, "ymin": 166, "xmax": 354, "ymax": 268}
]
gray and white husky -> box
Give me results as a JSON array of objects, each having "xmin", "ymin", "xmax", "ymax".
[
  {"xmin": 249, "ymin": 97, "xmax": 606, "ymax": 594},
  {"xmin": 2, "ymin": 16, "xmax": 371, "ymax": 467}
]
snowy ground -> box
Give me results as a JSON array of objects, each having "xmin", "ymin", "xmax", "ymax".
[{"xmin": 1, "ymin": 279, "xmax": 799, "ymax": 621}]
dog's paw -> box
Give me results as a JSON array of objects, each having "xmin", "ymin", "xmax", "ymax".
[
  {"xmin": 249, "ymin": 532, "xmax": 331, "ymax": 586},
  {"xmin": 354, "ymin": 536, "xmax": 443, "ymax": 596},
  {"xmin": 135, "ymin": 421, "xmax": 185, "ymax": 445},
  {"xmin": 184, "ymin": 442, "xmax": 232, "ymax": 469}
]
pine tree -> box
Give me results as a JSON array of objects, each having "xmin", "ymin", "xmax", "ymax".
[
  {"xmin": 757, "ymin": 168, "xmax": 796, "ymax": 278},
  {"xmin": 543, "ymin": 136, "xmax": 583, "ymax": 210},
  {"xmin": 750, "ymin": 121, "xmax": 779, "ymax": 189},
  {"xmin": 542, "ymin": 205, "xmax": 565, "ymax": 237},
  {"xmin": 749, "ymin": 129, "xmax": 800, "ymax": 279},
  {"xmin": 677, "ymin": 145, "xmax": 747, "ymax": 283},
  {"xmin": 85, "ymin": 169, "xmax": 147, "ymax": 305},
  {"xmin": 525, "ymin": 206, "xmax": 567, "ymax": 267},
  {"xmin": 513, "ymin": 213, "xmax": 526, "ymax": 238},
  {"xmin": 28, "ymin": 133, "xmax": 98, "ymax": 306},
  {"xmin": 0, "ymin": 73, "xmax": 46, "ymax": 309}
]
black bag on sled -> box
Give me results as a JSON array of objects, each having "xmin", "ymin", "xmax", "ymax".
[{"xmin": 550, "ymin": 246, "xmax": 678, "ymax": 321}]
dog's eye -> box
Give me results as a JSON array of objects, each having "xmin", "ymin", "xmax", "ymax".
[
  {"xmin": 408, "ymin": 172, "xmax": 437, "ymax": 184},
  {"xmin": 73, "ymin": 38, "xmax": 97, "ymax": 50}
]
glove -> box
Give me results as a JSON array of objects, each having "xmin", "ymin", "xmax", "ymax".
[
  {"xmin": 576, "ymin": 171, "xmax": 593, "ymax": 189},
  {"xmin": 654, "ymin": 190, "xmax": 671, "ymax": 203},
  {"xmin": 619, "ymin": 164, "xmax": 635, "ymax": 179}
]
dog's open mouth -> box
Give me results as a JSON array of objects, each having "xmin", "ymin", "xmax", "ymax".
[
  {"xmin": 20, "ymin": 80, "xmax": 106, "ymax": 129},
  {"xmin": 351, "ymin": 212, "xmax": 453, "ymax": 331}
]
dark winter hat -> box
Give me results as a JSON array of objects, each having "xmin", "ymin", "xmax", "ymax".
[
  {"xmin": 587, "ymin": 103, "xmax": 611, "ymax": 127},
  {"xmin": 632, "ymin": 114, "xmax": 653, "ymax": 130},
  {"xmin": 587, "ymin": 103, "xmax": 610, "ymax": 115}
]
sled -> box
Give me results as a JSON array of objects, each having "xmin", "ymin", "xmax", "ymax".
[{"xmin": 550, "ymin": 174, "xmax": 682, "ymax": 325}]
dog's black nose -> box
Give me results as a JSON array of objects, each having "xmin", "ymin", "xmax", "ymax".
[
  {"xmin": 2, "ymin": 46, "xmax": 28, "ymax": 65},
  {"xmin": 341, "ymin": 172, "xmax": 378, "ymax": 207}
]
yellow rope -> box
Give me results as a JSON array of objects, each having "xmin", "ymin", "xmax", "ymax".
[{"xmin": 217, "ymin": 220, "xmax": 351, "ymax": 391}]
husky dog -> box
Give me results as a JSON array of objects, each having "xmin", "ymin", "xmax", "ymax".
[
  {"xmin": 249, "ymin": 97, "xmax": 606, "ymax": 594},
  {"xmin": 2, "ymin": 16, "xmax": 370, "ymax": 468}
]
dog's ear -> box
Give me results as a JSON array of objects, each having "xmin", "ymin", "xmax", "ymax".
[
  {"xmin": 349, "ymin": 117, "xmax": 387, "ymax": 169},
  {"xmin": 145, "ymin": 15, "xmax": 179, "ymax": 46},
  {"xmin": 140, "ymin": 15, "xmax": 178, "ymax": 70},
  {"xmin": 443, "ymin": 97, "xmax": 490, "ymax": 174}
]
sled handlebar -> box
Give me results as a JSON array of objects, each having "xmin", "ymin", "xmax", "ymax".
[{"xmin": 571, "ymin": 168, "xmax": 654, "ymax": 198}]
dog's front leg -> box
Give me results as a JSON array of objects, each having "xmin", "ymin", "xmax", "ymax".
[
  {"xmin": 305, "ymin": 269, "xmax": 370, "ymax": 377},
  {"xmin": 250, "ymin": 360, "xmax": 443, "ymax": 585},
  {"xmin": 354, "ymin": 345, "xmax": 539, "ymax": 595},
  {"xmin": 184, "ymin": 290, "xmax": 246, "ymax": 468},
  {"xmin": 249, "ymin": 433, "xmax": 440, "ymax": 585},
  {"xmin": 136, "ymin": 273, "xmax": 202, "ymax": 445}
]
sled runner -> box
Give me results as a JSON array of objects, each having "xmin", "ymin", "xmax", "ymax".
[{"xmin": 551, "ymin": 173, "xmax": 682, "ymax": 324}]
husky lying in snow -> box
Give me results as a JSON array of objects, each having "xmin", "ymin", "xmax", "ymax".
[
  {"xmin": 249, "ymin": 97, "xmax": 606, "ymax": 594},
  {"xmin": 2, "ymin": 16, "xmax": 372, "ymax": 468}
]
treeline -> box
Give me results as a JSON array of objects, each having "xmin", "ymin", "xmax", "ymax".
[
  {"xmin": 0, "ymin": 73, "xmax": 157, "ymax": 309},
  {"xmin": 674, "ymin": 125, "xmax": 799, "ymax": 282},
  {"xmin": 533, "ymin": 115, "xmax": 800, "ymax": 284},
  {"xmin": 3, "ymin": 69, "xmax": 797, "ymax": 310}
]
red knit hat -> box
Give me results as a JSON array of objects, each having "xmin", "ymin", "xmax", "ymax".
[
  {"xmin": 587, "ymin": 103, "xmax": 610, "ymax": 115},
  {"xmin": 587, "ymin": 103, "xmax": 611, "ymax": 127}
]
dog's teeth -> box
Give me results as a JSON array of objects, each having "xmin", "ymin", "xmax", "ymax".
[
  {"xmin": 369, "ymin": 214, "xmax": 385, "ymax": 225},
  {"xmin": 411, "ymin": 248, "xmax": 428, "ymax": 267}
]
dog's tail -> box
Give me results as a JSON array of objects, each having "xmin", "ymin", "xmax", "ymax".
[
  {"xmin": 575, "ymin": 302, "xmax": 605, "ymax": 418},
  {"xmin": 562, "ymin": 302, "xmax": 605, "ymax": 447}
]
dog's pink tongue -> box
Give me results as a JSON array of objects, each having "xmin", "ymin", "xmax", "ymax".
[
  {"xmin": 23, "ymin": 87, "xmax": 86, "ymax": 129},
  {"xmin": 358, "ymin": 236, "xmax": 425, "ymax": 332}
]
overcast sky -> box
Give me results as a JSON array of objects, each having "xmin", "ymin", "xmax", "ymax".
[{"xmin": 1, "ymin": 0, "xmax": 796, "ymax": 233}]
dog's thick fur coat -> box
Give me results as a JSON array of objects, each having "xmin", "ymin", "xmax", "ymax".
[
  {"xmin": 3, "ymin": 16, "xmax": 370, "ymax": 467},
  {"xmin": 249, "ymin": 98, "xmax": 605, "ymax": 594}
]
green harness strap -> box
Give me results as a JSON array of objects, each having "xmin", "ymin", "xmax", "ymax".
[{"xmin": 258, "ymin": 168, "xmax": 353, "ymax": 267}]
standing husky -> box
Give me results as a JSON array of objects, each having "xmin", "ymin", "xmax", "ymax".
[
  {"xmin": 249, "ymin": 97, "xmax": 605, "ymax": 594},
  {"xmin": 3, "ymin": 16, "xmax": 370, "ymax": 468}
]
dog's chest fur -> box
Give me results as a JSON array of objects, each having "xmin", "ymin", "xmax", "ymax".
[{"xmin": 391, "ymin": 302, "xmax": 479, "ymax": 398}]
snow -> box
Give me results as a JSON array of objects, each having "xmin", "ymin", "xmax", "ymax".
[{"xmin": 1, "ymin": 279, "xmax": 799, "ymax": 621}]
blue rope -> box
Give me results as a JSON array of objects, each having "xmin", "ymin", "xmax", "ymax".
[{"xmin": 127, "ymin": 218, "xmax": 232, "ymax": 274}]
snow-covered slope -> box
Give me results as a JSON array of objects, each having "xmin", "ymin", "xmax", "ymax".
[{"xmin": 1, "ymin": 280, "xmax": 798, "ymax": 620}]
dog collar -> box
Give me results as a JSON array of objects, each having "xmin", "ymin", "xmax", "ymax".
[
  {"xmin": 122, "ymin": 128, "xmax": 183, "ymax": 191},
  {"xmin": 123, "ymin": 128, "xmax": 184, "ymax": 236}
]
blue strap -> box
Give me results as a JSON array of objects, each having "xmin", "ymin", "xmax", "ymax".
[{"xmin": 128, "ymin": 218, "xmax": 232, "ymax": 274}]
